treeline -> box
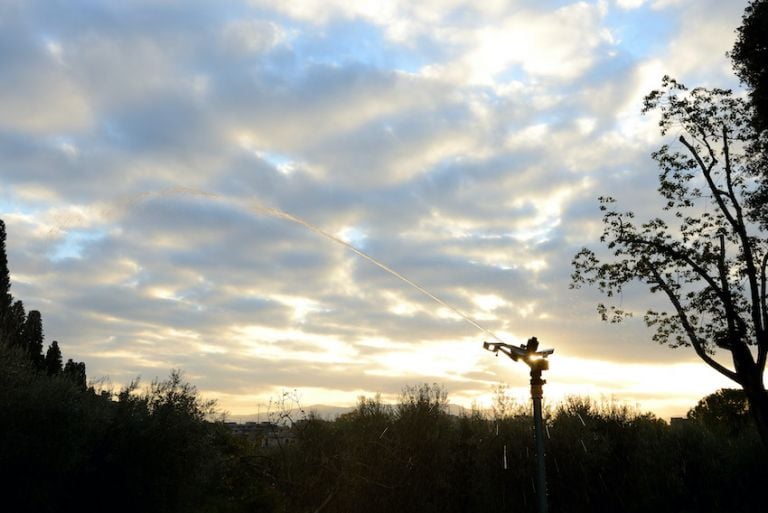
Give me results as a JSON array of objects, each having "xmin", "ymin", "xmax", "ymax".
[
  {"xmin": 273, "ymin": 385, "xmax": 765, "ymax": 513},
  {"xmin": 0, "ymin": 345, "xmax": 278, "ymax": 513}
]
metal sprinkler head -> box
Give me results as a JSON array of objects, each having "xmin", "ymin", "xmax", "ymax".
[{"xmin": 482, "ymin": 337, "xmax": 554, "ymax": 370}]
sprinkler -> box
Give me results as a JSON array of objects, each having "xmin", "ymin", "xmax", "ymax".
[{"xmin": 484, "ymin": 337, "xmax": 553, "ymax": 513}]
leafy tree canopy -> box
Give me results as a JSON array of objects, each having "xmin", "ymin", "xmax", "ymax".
[
  {"xmin": 688, "ymin": 388, "xmax": 751, "ymax": 435},
  {"xmin": 732, "ymin": 0, "xmax": 768, "ymax": 134},
  {"xmin": 572, "ymin": 76, "xmax": 768, "ymax": 443}
]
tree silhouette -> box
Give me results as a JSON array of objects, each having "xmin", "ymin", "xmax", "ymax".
[
  {"xmin": 731, "ymin": 0, "xmax": 768, "ymax": 229},
  {"xmin": 23, "ymin": 310, "xmax": 45, "ymax": 369},
  {"xmin": 63, "ymin": 358, "xmax": 87, "ymax": 390},
  {"xmin": 0, "ymin": 222, "xmax": 9, "ymax": 295},
  {"xmin": 732, "ymin": 0, "xmax": 768, "ymax": 135},
  {"xmin": 0, "ymin": 219, "xmax": 82, "ymax": 382},
  {"xmin": 0, "ymin": 220, "xmax": 12, "ymax": 345},
  {"xmin": 688, "ymin": 388, "xmax": 751, "ymax": 436},
  {"xmin": 6, "ymin": 299, "xmax": 26, "ymax": 348},
  {"xmin": 572, "ymin": 77, "xmax": 768, "ymax": 444},
  {"xmin": 0, "ymin": 222, "xmax": 26, "ymax": 351},
  {"xmin": 45, "ymin": 340, "xmax": 63, "ymax": 376}
]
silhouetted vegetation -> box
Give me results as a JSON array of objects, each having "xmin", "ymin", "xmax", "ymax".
[
  {"xmin": 0, "ymin": 343, "xmax": 280, "ymax": 513},
  {"xmin": 258, "ymin": 387, "xmax": 764, "ymax": 513},
  {"xmin": 732, "ymin": 0, "xmax": 768, "ymax": 137}
]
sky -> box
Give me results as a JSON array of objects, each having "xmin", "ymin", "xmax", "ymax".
[{"xmin": 0, "ymin": 0, "xmax": 752, "ymax": 419}]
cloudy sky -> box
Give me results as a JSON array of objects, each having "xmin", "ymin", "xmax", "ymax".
[{"xmin": 0, "ymin": 0, "xmax": 751, "ymax": 419}]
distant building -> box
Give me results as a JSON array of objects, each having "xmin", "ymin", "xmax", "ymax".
[{"xmin": 670, "ymin": 417, "xmax": 689, "ymax": 427}]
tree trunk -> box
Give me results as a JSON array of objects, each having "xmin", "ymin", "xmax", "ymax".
[
  {"xmin": 742, "ymin": 381, "xmax": 768, "ymax": 446},
  {"xmin": 730, "ymin": 343, "xmax": 768, "ymax": 444}
]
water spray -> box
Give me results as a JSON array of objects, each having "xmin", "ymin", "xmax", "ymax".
[
  {"xmin": 247, "ymin": 202, "xmax": 507, "ymax": 344},
  {"xmin": 87, "ymin": 187, "xmax": 508, "ymax": 344}
]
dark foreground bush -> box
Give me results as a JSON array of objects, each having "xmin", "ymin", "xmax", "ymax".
[
  {"xmin": 0, "ymin": 345, "xmax": 278, "ymax": 513},
  {"xmin": 267, "ymin": 391, "xmax": 766, "ymax": 513}
]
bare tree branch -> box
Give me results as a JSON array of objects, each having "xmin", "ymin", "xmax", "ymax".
[
  {"xmin": 679, "ymin": 135, "xmax": 737, "ymax": 227},
  {"xmin": 617, "ymin": 234, "xmax": 722, "ymax": 298},
  {"xmin": 717, "ymin": 234, "xmax": 739, "ymax": 340},
  {"xmin": 649, "ymin": 265, "xmax": 740, "ymax": 383},
  {"xmin": 719, "ymin": 125, "xmax": 766, "ymax": 342}
]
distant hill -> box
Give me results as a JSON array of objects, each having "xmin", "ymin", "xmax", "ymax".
[{"xmin": 226, "ymin": 403, "xmax": 473, "ymax": 423}]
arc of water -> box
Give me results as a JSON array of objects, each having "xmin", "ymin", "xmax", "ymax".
[
  {"xmin": 249, "ymin": 203, "xmax": 507, "ymax": 344},
  {"xmin": 100, "ymin": 187, "xmax": 508, "ymax": 344}
]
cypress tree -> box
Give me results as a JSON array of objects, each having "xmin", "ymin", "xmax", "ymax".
[
  {"xmin": 23, "ymin": 310, "xmax": 44, "ymax": 369},
  {"xmin": 0, "ymin": 220, "xmax": 11, "ymax": 308},
  {"xmin": 7, "ymin": 300, "xmax": 26, "ymax": 348},
  {"xmin": 63, "ymin": 359, "xmax": 87, "ymax": 390},
  {"xmin": 44, "ymin": 340, "xmax": 63, "ymax": 376},
  {"xmin": 0, "ymin": 220, "xmax": 13, "ymax": 345}
]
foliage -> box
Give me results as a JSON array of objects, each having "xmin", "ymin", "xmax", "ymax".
[
  {"xmin": 0, "ymin": 344, "xmax": 109, "ymax": 513},
  {"xmin": 44, "ymin": 340, "xmax": 63, "ymax": 376},
  {"xmin": 0, "ymin": 351, "xmax": 278, "ymax": 513},
  {"xmin": 63, "ymin": 358, "xmax": 87, "ymax": 390},
  {"xmin": 731, "ymin": 0, "xmax": 768, "ymax": 230},
  {"xmin": 547, "ymin": 397, "xmax": 676, "ymax": 513},
  {"xmin": 23, "ymin": 310, "xmax": 45, "ymax": 369},
  {"xmin": 93, "ymin": 372, "xmax": 234, "ymax": 513},
  {"xmin": 265, "ymin": 390, "xmax": 765, "ymax": 513},
  {"xmin": 687, "ymin": 387, "xmax": 752, "ymax": 435},
  {"xmin": 5, "ymin": 300, "xmax": 26, "ymax": 347},
  {"xmin": 732, "ymin": 0, "xmax": 768, "ymax": 135},
  {"xmin": 571, "ymin": 76, "xmax": 768, "ymax": 442},
  {"xmin": 0, "ymin": 219, "xmax": 10, "ymax": 316}
]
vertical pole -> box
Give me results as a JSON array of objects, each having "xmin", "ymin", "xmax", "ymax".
[{"xmin": 531, "ymin": 369, "xmax": 548, "ymax": 513}]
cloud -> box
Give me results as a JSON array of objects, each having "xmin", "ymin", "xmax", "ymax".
[
  {"xmin": 0, "ymin": 0, "xmax": 753, "ymax": 418},
  {"xmin": 222, "ymin": 19, "xmax": 285, "ymax": 54}
]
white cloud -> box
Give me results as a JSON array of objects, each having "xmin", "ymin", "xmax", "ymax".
[
  {"xmin": 663, "ymin": 1, "xmax": 743, "ymax": 83},
  {"xmin": 422, "ymin": 2, "xmax": 611, "ymax": 86},
  {"xmin": 222, "ymin": 19, "xmax": 284, "ymax": 54},
  {"xmin": 616, "ymin": 0, "xmax": 646, "ymax": 9}
]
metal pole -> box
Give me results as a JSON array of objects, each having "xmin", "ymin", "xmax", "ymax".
[
  {"xmin": 481, "ymin": 337, "xmax": 552, "ymax": 513},
  {"xmin": 531, "ymin": 368, "xmax": 548, "ymax": 513}
]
